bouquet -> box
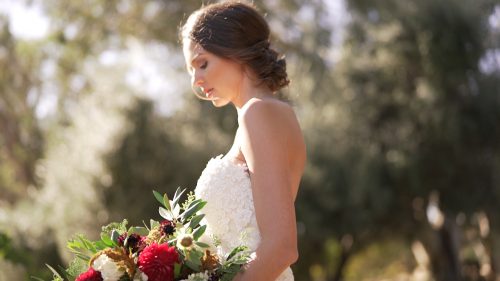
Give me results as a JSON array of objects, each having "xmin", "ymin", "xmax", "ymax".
[{"xmin": 45, "ymin": 188, "xmax": 251, "ymax": 281}]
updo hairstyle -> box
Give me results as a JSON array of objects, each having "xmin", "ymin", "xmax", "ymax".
[{"xmin": 181, "ymin": 1, "xmax": 289, "ymax": 92}]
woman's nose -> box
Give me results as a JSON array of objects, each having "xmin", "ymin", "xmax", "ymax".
[{"xmin": 191, "ymin": 71, "xmax": 204, "ymax": 88}]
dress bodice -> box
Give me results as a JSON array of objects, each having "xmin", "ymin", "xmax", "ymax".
[{"xmin": 194, "ymin": 155, "xmax": 294, "ymax": 281}]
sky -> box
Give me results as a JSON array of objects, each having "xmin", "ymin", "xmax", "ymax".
[{"xmin": 0, "ymin": 0, "xmax": 49, "ymax": 40}]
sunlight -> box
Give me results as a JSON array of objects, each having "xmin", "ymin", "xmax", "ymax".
[{"xmin": 0, "ymin": 0, "xmax": 50, "ymax": 40}]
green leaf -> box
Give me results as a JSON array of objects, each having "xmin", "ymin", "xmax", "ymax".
[
  {"xmin": 185, "ymin": 259, "xmax": 200, "ymax": 271},
  {"xmin": 66, "ymin": 258, "xmax": 88, "ymax": 279},
  {"xmin": 173, "ymin": 263, "xmax": 182, "ymax": 278},
  {"xmin": 180, "ymin": 201, "xmax": 207, "ymax": 221},
  {"xmin": 185, "ymin": 250, "xmax": 203, "ymax": 271},
  {"xmin": 67, "ymin": 239, "xmax": 84, "ymax": 250},
  {"xmin": 219, "ymin": 263, "xmax": 243, "ymax": 281},
  {"xmin": 45, "ymin": 264, "xmax": 63, "ymax": 279},
  {"xmin": 74, "ymin": 253, "xmax": 91, "ymax": 261},
  {"xmin": 226, "ymin": 245, "xmax": 249, "ymax": 261},
  {"xmin": 159, "ymin": 207, "xmax": 173, "ymax": 220},
  {"xmin": 78, "ymin": 236, "xmax": 96, "ymax": 253},
  {"xmin": 172, "ymin": 187, "xmax": 186, "ymax": 208},
  {"xmin": 187, "ymin": 198, "xmax": 202, "ymax": 207},
  {"xmin": 150, "ymin": 219, "xmax": 160, "ymax": 229},
  {"xmin": 94, "ymin": 240, "xmax": 108, "ymax": 250},
  {"xmin": 163, "ymin": 193, "xmax": 172, "ymax": 211},
  {"xmin": 195, "ymin": 241, "xmax": 210, "ymax": 248},
  {"xmin": 111, "ymin": 230, "xmax": 120, "ymax": 244},
  {"xmin": 193, "ymin": 225, "xmax": 206, "ymax": 241},
  {"xmin": 153, "ymin": 190, "xmax": 167, "ymax": 209},
  {"xmin": 128, "ymin": 226, "xmax": 149, "ymax": 236},
  {"xmin": 101, "ymin": 233, "xmax": 114, "ymax": 247},
  {"xmin": 231, "ymin": 259, "xmax": 249, "ymax": 265},
  {"xmin": 188, "ymin": 214, "xmax": 205, "ymax": 229}
]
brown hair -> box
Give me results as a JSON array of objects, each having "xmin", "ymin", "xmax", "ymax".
[{"xmin": 181, "ymin": 1, "xmax": 289, "ymax": 92}]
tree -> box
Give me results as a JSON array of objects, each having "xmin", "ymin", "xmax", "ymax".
[{"xmin": 298, "ymin": 0, "xmax": 500, "ymax": 279}]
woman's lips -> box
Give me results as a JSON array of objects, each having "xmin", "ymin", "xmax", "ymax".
[{"xmin": 205, "ymin": 89, "xmax": 215, "ymax": 99}]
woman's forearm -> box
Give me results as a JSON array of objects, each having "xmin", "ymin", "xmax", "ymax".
[{"xmin": 233, "ymin": 241, "xmax": 298, "ymax": 281}]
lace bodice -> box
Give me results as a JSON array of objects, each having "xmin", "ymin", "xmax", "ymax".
[{"xmin": 195, "ymin": 155, "xmax": 294, "ymax": 281}]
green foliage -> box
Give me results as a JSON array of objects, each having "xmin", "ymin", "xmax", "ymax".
[
  {"xmin": 65, "ymin": 258, "xmax": 87, "ymax": 280},
  {"xmin": 218, "ymin": 246, "xmax": 252, "ymax": 281},
  {"xmin": 101, "ymin": 220, "xmax": 129, "ymax": 237}
]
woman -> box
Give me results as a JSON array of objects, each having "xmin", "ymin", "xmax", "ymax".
[{"xmin": 181, "ymin": 2, "xmax": 306, "ymax": 281}]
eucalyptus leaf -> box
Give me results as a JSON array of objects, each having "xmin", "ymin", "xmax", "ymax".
[
  {"xmin": 172, "ymin": 187, "xmax": 186, "ymax": 208},
  {"xmin": 163, "ymin": 193, "xmax": 172, "ymax": 211},
  {"xmin": 188, "ymin": 214, "xmax": 205, "ymax": 229},
  {"xmin": 159, "ymin": 207, "xmax": 173, "ymax": 220},
  {"xmin": 226, "ymin": 245, "xmax": 249, "ymax": 261},
  {"xmin": 193, "ymin": 225, "xmax": 206, "ymax": 241},
  {"xmin": 187, "ymin": 198, "xmax": 202, "ymax": 208},
  {"xmin": 180, "ymin": 201, "xmax": 207, "ymax": 221},
  {"xmin": 153, "ymin": 190, "xmax": 167, "ymax": 208},
  {"xmin": 195, "ymin": 241, "xmax": 210, "ymax": 248}
]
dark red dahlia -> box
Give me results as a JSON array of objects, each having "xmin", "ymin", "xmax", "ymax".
[
  {"xmin": 160, "ymin": 219, "xmax": 175, "ymax": 236},
  {"xmin": 118, "ymin": 233, "xmax": 147, "ymax": 254},
  {"xmin": 138, "ymin": 243, "xmax": 179, "ymax": 281},
  {"xmin": 126, "ymin": 233, "xmax": 147, "ymax": 254},
  {"xmin": 75, "ymin": 267, "xmax": 103, "ymax": 281}
]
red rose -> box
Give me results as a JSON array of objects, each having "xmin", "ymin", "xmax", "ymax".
[
  {"xmin": 75, "ymin": 267, "xmax": 103, "ymax": 281},
  {"xmin": 138, "ymin": 243, "xmax": 179, "ymax": 281}
]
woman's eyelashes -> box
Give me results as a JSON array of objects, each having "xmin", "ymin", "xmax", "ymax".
[{"xmin": 200, "ymin": 61, "xmax": 208, "ymax": 69}]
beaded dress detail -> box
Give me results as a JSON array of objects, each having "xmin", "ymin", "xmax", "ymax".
[{"xmin": 195, "ymin": 155, "xmax": 294, "ymax": 281}]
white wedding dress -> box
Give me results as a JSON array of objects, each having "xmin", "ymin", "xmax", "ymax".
[{"xmin": 195, "ymin": 155, "xmax": 294, "ymax": 281}]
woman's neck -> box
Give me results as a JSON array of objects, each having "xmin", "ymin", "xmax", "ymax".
[{"xmin": 233, "ymin": 77, "xmax": 273, "ymax": 113}]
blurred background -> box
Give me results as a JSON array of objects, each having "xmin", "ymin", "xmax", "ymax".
[{"xmin": 0, "ymin": 0, "xmax": 499, "ymax": 280}]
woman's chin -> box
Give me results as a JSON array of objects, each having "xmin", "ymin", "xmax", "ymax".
[{"xmin": 212, "ymin": 99, "xmax": 230, "ymax": 107}]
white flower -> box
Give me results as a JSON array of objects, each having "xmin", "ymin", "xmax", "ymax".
[
  {"xmin": 180, "ymin": 271, "xmax": 210, "ymax": 281},
  {"xmin": 176, "ymin": 226, "xmax": 194, "ymax": 250},
  {"xmin": 92, "ymin": 254, "xmax": 124, "ymax": 281}
]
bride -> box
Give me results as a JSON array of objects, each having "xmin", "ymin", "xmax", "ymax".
[{"xmin": 181, "ymin": 2, "xmax": 306, "ymax": 281}]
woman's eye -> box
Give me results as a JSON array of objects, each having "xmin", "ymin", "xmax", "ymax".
[{"xmin": 200, "ymin": 61, "xmax": 208, "ymax": 69}]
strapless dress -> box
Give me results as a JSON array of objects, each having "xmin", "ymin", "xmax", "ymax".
[{"xmin": 194, "ymin": 155, "xmax": 294, "ymax": 281}]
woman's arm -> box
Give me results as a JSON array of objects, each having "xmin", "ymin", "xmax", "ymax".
[{"xmin": 234, "ymin": 100, "xmax": 298, "ymax": 281}]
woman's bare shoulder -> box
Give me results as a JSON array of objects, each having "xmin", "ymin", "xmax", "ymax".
[{"xmin": 238, "ymin": 97, "xmax": 296, "ymax": 126}]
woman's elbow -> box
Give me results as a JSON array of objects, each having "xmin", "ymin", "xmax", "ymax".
[
  {"xmin": 276, "ymin": 240, "xmax": 299, "ymax": 266},
  {"xmin": 287, "ymin": 246, "xmax": 299, "ymax": 265},
  {"xmin": 284, "ymin": 249, "xmax": 298, "ymax": 266}
]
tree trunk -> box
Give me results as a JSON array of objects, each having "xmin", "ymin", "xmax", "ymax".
[
  {"xmin": 330, "ymin": 234, "xmax": 353, "ymax": 281},
  {"xmin": 423, "ymin": 215, "xmax": 463, "ymax": 281},
  {"xmin": 484, "ymin": 209, "xmax": 500, "ymax": 281}
]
